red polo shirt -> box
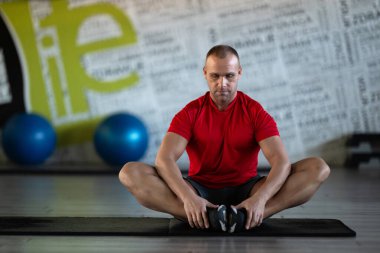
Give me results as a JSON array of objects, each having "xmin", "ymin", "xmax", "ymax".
[{"xmin": 168, "ymin": 91, "xmax": 279, "ymax": 189}]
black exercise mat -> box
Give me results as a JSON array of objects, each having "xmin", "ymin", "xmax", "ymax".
[
  {"xmin": 169, "ymin": 218, "xmax": 356, "ymax": 237},
  {"xmin": 0, "ymin": 217, "xmax": 356, "ymax": 237},
  {"xmin": 0, "ymin": 217, "xmax": 168, "ymax": 236}
]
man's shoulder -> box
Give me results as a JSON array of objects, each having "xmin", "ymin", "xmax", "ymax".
[
  {"xmin": 184, "ymin": 92, "xmax": 209, "ymax": 110},
  {"xmin": 237, "ymin": 91, "xmax": 262, "ymax": 109}
]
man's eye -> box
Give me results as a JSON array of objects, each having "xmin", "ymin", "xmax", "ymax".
[
  {"xmin": 210, "ymin": 74, "xmax": 219, "ymax": 79},
  {"xmin": 226, "ymin": 74, "xmax": 235, "ymax": 79}
]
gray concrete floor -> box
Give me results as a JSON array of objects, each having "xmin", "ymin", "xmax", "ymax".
[{"xmin": 0, "ymin": 166, "xmax": 379, "ymax": 252}]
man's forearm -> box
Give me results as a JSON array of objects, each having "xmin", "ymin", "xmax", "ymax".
[
  {"xmin": 255, "ymin": 160, "xmax": 291, "ymax": 202},
  {"xmin": 155, "ymin": 158, "xmax": 196, "ymax": 202}
]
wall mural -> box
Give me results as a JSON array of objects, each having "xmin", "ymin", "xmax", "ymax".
[{"xmin": 0, "ymin": 0, "xmax": 379, "ymax": 167}]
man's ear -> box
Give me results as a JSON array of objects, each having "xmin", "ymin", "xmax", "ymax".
[
  {"xmin": 238, "ymin": 66, "xmax": 242, "ymax": 78},
  {"xmin": 203, "ymin": 66, "xmax": 207, "ymax": 78}
]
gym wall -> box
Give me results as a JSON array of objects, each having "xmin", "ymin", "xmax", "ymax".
[{"xmin": 0, "ymin": 0, "xmax": 379, "ymax": 167}]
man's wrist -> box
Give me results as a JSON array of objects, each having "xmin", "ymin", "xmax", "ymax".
[
  {"xmin": 178, "ymin": 184, "xmax": 198, "ymax": 202},
  {"xmin": 252, "ymin": 190, "xmax": 270, "ymax": 203}
]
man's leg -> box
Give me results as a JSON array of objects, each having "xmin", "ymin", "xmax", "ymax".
[
  {"xmin": 250, "ymin": 157, "xmax": 330, "ymax": 219},
  {"xmin": 119, "ymin": 162, "xmax": 189, "ymax": 220}
]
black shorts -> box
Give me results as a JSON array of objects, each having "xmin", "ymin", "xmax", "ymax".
[{"xmin": 184, "ymin": 175, "xmax": 265, "ymax": 206}]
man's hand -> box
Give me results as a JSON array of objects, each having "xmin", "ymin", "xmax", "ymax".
[
  {"xmin": 183, "ymin": 194, "xmax": 218, "ymax": 229},
  {"xmin": 233, "ymin": 194, "xmax": 266, "ymax": 229}
]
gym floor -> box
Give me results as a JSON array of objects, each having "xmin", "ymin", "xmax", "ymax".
[{"xmin": 0, "ymin": 166, "xmax": 379, "ymax": 253}]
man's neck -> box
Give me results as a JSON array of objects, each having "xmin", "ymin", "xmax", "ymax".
[{"xmin": 211, "ymin": 93, "xmax": 237, "ymax": 111}]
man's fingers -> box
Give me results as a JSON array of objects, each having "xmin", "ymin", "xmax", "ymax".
[
  {"xmin": 186, "ymin": 210, "xmax": 199, "ymax": 229},
  {"xmin": 231, "ymin": 204, "xmax": 241, "ymax": 210},
  {"xmin": 206, "ymin": 201, "xmax": 219, "ymax": 209},
  {"xmin": 202, "ymin": 209, "xmax": 209, "ymax": 229},
  {"xmin": 250, "ymin": 213, "xmax": 263, "ymax": 228},
  {"xmin": 190, "ymin": 211, "xmax": 207, "ymax": 229},
  {"xmin": 196, "ymin": 212, "xmax": 205, "ymax": 229},
  {"xmin": 187, "ymin": 215, "xmax": 195, "ymax": 228},
  {"xmin": 245, "ymin": 210, "xmax": 253, "ymax": 230},
  {"xmin": 257, "ymin": 214, "xmax": 263, "ymax": 226},
  {"xmin": 185, "ymin": 198, "xmax": 214, "ymax": 229},
  {"xmin": 251, "ymin": 217, "xmax": 258, "ymax": 228},
  {"xmin": 192, "ymin": 215, "xmax": 200, "ymax": 229}
]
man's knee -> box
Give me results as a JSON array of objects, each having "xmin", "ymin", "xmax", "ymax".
[
  {"xmin": 119, "ymin": 162, "xmax": 152, "ymax": 190},
  {"xmin": 309, "ymin": 157, "xmax": 330, "ymax": 183},
  {"xmin": 119, "ymin": 162, "xmax": 135, "ymax": 189},
  {"xmin": 119, "ymin": 162, "xmax": 160, "ymax": 208},
  {"xmin": 293, "ymin": 157, "xmax": 330, "ymax": 183}
]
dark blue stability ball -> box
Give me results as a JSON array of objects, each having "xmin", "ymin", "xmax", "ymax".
[
  {"xmin": 1, "ymin": 113, "xmax": 56, "ymax": 165},
  {"xmin": 94, "ymin": 113, "xmax": 149, "ymax": 166}
]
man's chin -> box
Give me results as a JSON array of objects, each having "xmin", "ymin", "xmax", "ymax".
[
  {"xmin": 216, "ymin": 96, "xmax": 231, "ymax": 104},
  {"xmin": 215, "ymin": 93, "xmax": 229, "ymax": 99},
  {"xmin": 211, "ymin": 93, "xmax": 232, "ymax": 104}
]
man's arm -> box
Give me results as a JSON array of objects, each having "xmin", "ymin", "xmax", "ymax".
[
  {"xmin": 155, "ymin": 132, "xmax": 217, "ymax": 229},
  {"xmin": 255, "ymin": 135, "xmax": 291, "ymax": 204},
  {"xmin": 235, "ymin": 135, "xmax": 291, "ymax": 229}
]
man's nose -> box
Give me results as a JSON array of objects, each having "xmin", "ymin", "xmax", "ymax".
[{"xmin": 218, "ymin": 76, "xmax": 228, "ymax": 87}]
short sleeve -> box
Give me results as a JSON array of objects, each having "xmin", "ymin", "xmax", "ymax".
[
  {"xmin": 253, "ymin": 104, "xmax": 279, "ymax": 142},
  {"xmin": 168, "ymin": 107, "xmax": 192, "ymax": 141}
]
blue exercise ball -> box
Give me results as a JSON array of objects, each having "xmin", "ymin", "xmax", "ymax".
[
  {"xmin": 94, "ymin": 113, "xmax": 149, "ymax": 166},
  {"xmin": 1, "ymin": 113, "xmax": 56, "ymax": 165}
]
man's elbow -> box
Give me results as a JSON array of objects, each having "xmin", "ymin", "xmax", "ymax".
[
  {"xmin": 154, "ymin": 155, "xmax": 174, "ymax": 171},
  {"xmin": 154, "ymin": 156, "xmax": 164, "ymax": 169},
  {"xmin": 284, "ymin": 161, "xmax": 292, "ymax": 175}
]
